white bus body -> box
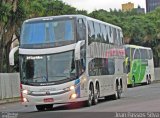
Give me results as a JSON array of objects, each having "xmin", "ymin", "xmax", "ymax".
[{"xmin": 15, "ymin": 15, "xmax": 127, "ymax": 110}]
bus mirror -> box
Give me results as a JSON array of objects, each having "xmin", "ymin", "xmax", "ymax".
[
  {"xmin": 75, "ymin": 40, "xmax": 85, "ymax": 60},
  {"xmin": 9, "ymin": 46, "xmax": 19, "ymax": 66}
]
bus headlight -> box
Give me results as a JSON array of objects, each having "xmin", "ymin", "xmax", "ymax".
[
  {"xmin": 23, "ymin": 97, "xmax": 29, "ymax": 102},
  {"xmin": 70, "ymin": 93, "xmax": 77, "ymax": 99},
  {"xmin": 22, "ymin": 90, "xmax": 28, "ymax": 94},
  {"xmin": 64, "ymin": 85, "xmax": 76, "ymax": 91},
  {"xmin": 22, "ymin": 89, "xmax": 31, "ymax": 95},
  {"xmin": 69, "ymin": 85, "xmax": 75, "ymax": 90}
]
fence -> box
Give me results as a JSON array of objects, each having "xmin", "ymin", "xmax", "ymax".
[
  {"xmin": 0, "ymin": 73, "xmax": 20, "ymax": 100},
  {"xmin": 154, "ymin": 68, "xmax": 160, "ymax": 81}
]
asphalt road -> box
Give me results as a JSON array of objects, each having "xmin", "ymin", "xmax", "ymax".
[{"xmin": 1, "ymin": 83, "xmax": 160, "ymax": 118}]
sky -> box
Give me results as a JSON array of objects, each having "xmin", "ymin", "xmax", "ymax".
[{"xmin": 62, "ymin": 0, "xmax": 146, "ymax": 12}]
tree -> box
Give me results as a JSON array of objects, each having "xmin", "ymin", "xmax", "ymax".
[
  {"xmin": 0, "ymin": 0, "xmax": 27, "ymax": 72},
  {"xmin": 0, "ymin": 0, "xmax": 79, "ymax": 72},
  {"xmin": 88, "ymin": 8, "xmax": 160, "ymax": 67}
]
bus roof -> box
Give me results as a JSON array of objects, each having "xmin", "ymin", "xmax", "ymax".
[
  {"xmin": 24, "ymin": 15, "xmax": 122, "ymax": 30},
  {"xmin": 124, "ymin": 44, "xmax": 152, "ymax": 50}
]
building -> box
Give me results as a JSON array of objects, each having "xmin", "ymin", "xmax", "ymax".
[
  {"xmin": 146, "ymin": 0, "xmax": 160, "ymax": 12},
  {"xmin": 135, "ymin": 5, "xmax": 145, "ymax": 14},
  {"xmin": 122, "ymin": 2, "xmax": 134, "ymax": 12}
]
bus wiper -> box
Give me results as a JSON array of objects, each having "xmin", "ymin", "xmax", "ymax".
[
  {"xmin": 51, "ymin": 75, "xmax": 67, "ymax": 77},
  {"xmin": 66, "ymin": 76, "xmax": 77, "ymax": 80},
  {"xmin": 33, "ymin": 76, "xmax": 48, "ymax": 82},
  {"xmin": 32, "ymin": 76, "xmax": 43, "ymax": 79}
]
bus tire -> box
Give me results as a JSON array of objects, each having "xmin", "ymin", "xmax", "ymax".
[
  {"xmin": 93, "ymin": 83, "xmax": 100, "ymax": 105},
  {"xmin": 146, "ymin": 75, "xmax": 149, "ymax": 85},
  {"xmin": 146, "ymin": 75, "xmax": 151, "ymax": 85},
  {"xmin": 116, "ymin": 83, "xmax": 121, "ymax": 99},
  {"xmin": 149, "ymin": 74, "xmax": 151, "ymax": 84},
  {"xmin": 86, "ymin": 83, "xmax": 94, "ymax": 107},
  {"xmin": 132, "ymin": 76, "xmax": 135, "ymax": 87},
  {"xmin": 113, "ymin": 82, "xmax": 121, "ymax": 100}
]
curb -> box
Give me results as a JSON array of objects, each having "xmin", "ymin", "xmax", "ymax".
[
  {"xmin": 0, "ymin": 97, "xmax": 20, "ymax": 105},
  {"xmin": 152, "ymin": 80, "xmax": 160, "ymax": 83}
]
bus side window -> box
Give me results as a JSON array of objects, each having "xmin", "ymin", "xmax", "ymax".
[
  {"xmin": 105, "ymin": 25, "xmax": 109, "ymax": 44},
  {"xmin": 76, "ymin": 59, "xmax": 85, "ymax": 77},
  {"xmin": 88, "ymin": 21, "xmax": 95, "ymax": 44},
  {"xmin": 77, "ymin": 18, "xmax": 86, "ymax": 41},
  {"xmin": 101, "ymin": 24, "xmax": 109, "ymax": 44},
  {"xmin": 88, "ymin": 59, "xmax": 95, "ymax": 76},
  {"xmin": 94, "ymin": 22, "xmax": 101, "ymax": 42},
  {"xmin": 108, "ymin": 26, "xmax": 114, "ymax": 44},
  {"xmin": 117, "ymin": 29, "xmax": 123, "ymax": 46},
  {"xmin": 108, "ymin": 59, "xmax": 115, "ymax": 75},
  {"xmin": 119, "ymin": 30, "xmax": 124, "ymax": 45},
  {"xmin": 124, "ymin": 54, "xmax": 130, "ymax": 74},
  {"xmin": 134, "ymin": 49, "xmax": 140, "ymax": 59},
  {"xmin": 113, "ymin": 28, "xmax": 118, "ymax": 45},
  {"xmin": 148, "ymin": 49, "xmax": 153, "ymax": 60}
]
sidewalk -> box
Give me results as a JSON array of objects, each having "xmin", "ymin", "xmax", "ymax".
[
  {"xmin": 0, "ymin": 97, "xmax": 20, "ymax": 105},
  {"xmin": 152, "ymin": 79, "xmax": 160, "ymax": 83}
]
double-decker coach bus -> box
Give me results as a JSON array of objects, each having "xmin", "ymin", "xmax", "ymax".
[
  {"xmin": 124, "ymin": 45, "xmax": 155, "ymax": 87},
  {"xmin": 10, "ymin": 15, "xmax": 127, "ymax": 111}
]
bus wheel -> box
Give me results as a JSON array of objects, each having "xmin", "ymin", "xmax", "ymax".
[
  {"xmin": 86, "ymin": 84, "xmax": 94, "ymax": 107},
  {"xmin": 36, "ymin": 105, "xmax": 46, "ymax": 111},
  {"xmin": 146, "ymin": 75, "xmax": 149, "ymax": 85},
  {"xmin": 111, "ymin": 83, "xmax": 121, "ymax": 100},
  {"xmin": 149, "ymin": 75, "xmax": 151, "ymax": 84},
  {"xmin": 132, "ymin": 76, "xmax": 135, "ymax": 87},
  {"xmin": 113, "ymin": 83, "xmax": 121, "ymax": 100},
  {"xmin": 93, "ymin": 83, "xmax": 100, "ymax": 105},
  {"xmin": 146, "ymin": 75, "xmax": 151, "ymax": 85}
]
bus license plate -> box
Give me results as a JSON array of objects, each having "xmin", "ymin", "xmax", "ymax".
[{"xmin": 44, "ymin": 98, "xmax": 54, "ymax": 102}]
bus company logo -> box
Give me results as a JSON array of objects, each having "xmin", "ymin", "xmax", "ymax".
[
  {"xmin": 27, "ymin": 56, "xmax": 43, "ymax": 60},
  {"xmin": 106, "ymin": 49, "xmax": 125, "ymax": 58}
]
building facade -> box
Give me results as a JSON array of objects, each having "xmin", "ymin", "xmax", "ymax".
[
  {"xmin": 135, "ymin": 5, "xmax": 145, "ymax": 14},
  {"xmin": 122, "ymin": 2, "xmax": 134, "ymax": 12},
  {"xmin": 146, "ymin": 0, "xmax": 160, "ymax": 12}
]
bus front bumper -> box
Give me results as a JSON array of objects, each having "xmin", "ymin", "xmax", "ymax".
[{"xmin": 21, "ymin": 91, "xmax": 88, "ymax": 106}]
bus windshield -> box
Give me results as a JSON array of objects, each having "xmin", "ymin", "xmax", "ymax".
[
  {"xmin": 20, "ymin": 51, "xmax": 76, "ymax": 85},
  {"xmin": 20, "ymin": 19, "xmax": 75, "ymax": 48}
]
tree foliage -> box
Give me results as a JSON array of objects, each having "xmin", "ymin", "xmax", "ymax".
[{"xmin": 88, "ymin": 8, "xmax": 160, "ymax": 67}]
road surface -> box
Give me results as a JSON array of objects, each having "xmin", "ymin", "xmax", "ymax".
[{"xmin": 1, "ymin": 83, "xmax": 160, "ymax": 118}]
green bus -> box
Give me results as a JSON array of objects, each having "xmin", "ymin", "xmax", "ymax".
[{"xmin": 124, "ymin": 45, "xmax": 155, "ymax": 87}]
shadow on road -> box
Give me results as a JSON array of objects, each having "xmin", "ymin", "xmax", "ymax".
[{"xmin": 28, "ymin": 96, "xmax": 117, "ymax": 113}]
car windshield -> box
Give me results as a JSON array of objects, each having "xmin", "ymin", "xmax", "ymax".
[{"xmin": 20, "ymin": 51, "xmax": 76, "ymax": 84}]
